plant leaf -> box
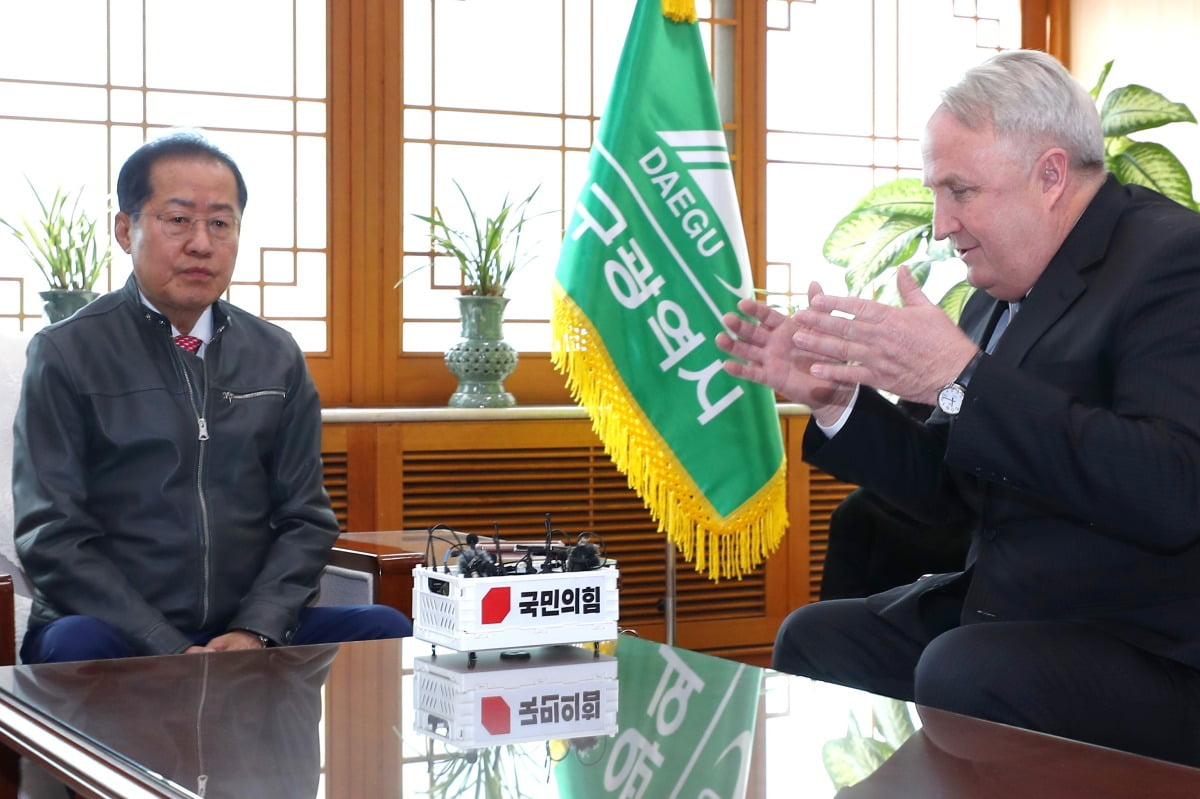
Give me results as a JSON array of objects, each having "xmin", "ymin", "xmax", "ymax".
[
  {"xmin": 907, "ymin": 260, "xmax": 930, "ymax": 287},
  {"xmin": 872, "ymin": 697, "xmax": 916, "ymax": 749},
  {"xmin": 1108, "ymin": 140, "xmax": 1196, "ymax": 209},
  {"xmin": 849, "ymin": 177, "xmax": 934, "ymax": 218},
  {"xmin": 0, "ymin": 179, "xmax": 109, "ymax": 290},
  {"xmin": 1100, "ymin": 84, "xmax": 1196, "ymax": 138},
  {"xmin": 843, "ymin": 216, "xmax": 929, "ymax": 294},
  {"xmin": 938, "ymin": 280, "xmax": 977, "ymax": 323},
  {"xmin": 821, "ymin": 735, "xmax": 894, "ymax": 789},
  {"xmin": 409, "ymin": 181, "xmax": 544, "ymax": 296},
  {"xmin": 823, "ymin": 178, "xmax": 933, "ymax": 271},
  {"xmin": 1089, "ymin": 59, "xmax": 1113, "ymax": 102}
]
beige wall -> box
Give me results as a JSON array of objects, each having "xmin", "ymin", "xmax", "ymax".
[{"xmin": 1071, "ymin": 0, "xmax": 1200, "ymax": 177}]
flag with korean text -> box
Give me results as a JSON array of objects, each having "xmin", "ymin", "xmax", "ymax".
[{"xmin": 551, "ymin": 0, "xmax": 786, "ymax": 580}]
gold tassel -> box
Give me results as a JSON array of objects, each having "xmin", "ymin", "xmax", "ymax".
[
  {"xmin": 552, "ymin": 287, "xmax": 788, "ymax": 581},
  {"xmin": 662, "ymin": 0, "xmax": 698, "ymax": 24}
]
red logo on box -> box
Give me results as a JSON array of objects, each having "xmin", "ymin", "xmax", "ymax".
[
  {"xmin": 481, "ymin": 586, "xmax": 511, "ymax": 624},
  {"xmin": 481, "ymin": 696, "xmax": 510, "ymax": 734}
]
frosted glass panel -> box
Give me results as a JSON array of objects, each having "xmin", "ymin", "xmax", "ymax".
[
  {"xmin": 0, "ymin": 2, "xmax": 107, "ymax": 83},
  {"xmin": 146, "ymin": 1, "xmax": 295, "ymax": 95},
  {"xmin": 432, "ymin": 0, "xmax": 564, "ymax": 114},
  {"xmin": 764, "ymin": 0, "xmax": 1021, "ymax": 309}
]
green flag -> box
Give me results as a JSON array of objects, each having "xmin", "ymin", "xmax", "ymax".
[{"xmin": 552, "ymin": 0, "xmax": 787, "ymax": 580}]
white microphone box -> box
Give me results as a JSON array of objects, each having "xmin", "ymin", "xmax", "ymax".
[
  {"xmin": 412, "ymin": 564, "xmax": 620, "ymax": 652},
  {"xmin": 413, "ymin": 645, "xmax": 619, "ymax": 749}
]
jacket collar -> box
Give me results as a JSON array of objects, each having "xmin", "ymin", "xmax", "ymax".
[{"xmin": 120, "ymin": 274, "xmax": 231, "ymax": 336}]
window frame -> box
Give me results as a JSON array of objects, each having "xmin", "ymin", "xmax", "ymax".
[{"xmin": 321, "ymin": 0, "xmax": 1067, "ymax": 408}]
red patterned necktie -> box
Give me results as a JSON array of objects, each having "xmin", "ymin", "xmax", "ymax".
[{"xmin": 174, "ymin": 335, "xmax": 203, "ymax": 354}]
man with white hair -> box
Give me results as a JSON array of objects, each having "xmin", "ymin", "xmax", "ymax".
[{"xmin": 718, "ymin": 50, "xmax": 1200, "ymax": 765}]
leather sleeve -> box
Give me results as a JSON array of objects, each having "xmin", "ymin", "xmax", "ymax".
[{"xmin": 223, "ymin": 342, "xmax": 340, "ymax": 644}]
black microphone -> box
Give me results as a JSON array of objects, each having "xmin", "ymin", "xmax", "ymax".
[
  {"xmin": 457, "ymin": 533, "xmax": 496, "ymax": 577},
  {"xmin": 492, "ymin": 522, "xmax": 504, "ymax": 572},
  {"xmin": 566, "ymin": 536, "xmax": 601, "ymax": 571}
]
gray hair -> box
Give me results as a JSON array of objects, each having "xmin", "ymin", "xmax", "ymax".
[{"xmin": 939, "ymin": 50, "xmax": 1105, "ymax": 171}]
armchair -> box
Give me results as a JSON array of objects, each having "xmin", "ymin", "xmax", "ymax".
[{"xmin": 0, "ymin": 332, "xmax": 28, "ymax": 661}]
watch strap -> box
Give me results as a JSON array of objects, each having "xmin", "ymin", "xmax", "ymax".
[{"xmin": 955, "ymin": 350, "xmax": 986, "ymax": 388}]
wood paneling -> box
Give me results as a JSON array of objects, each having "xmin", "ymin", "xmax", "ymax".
[
  {"xmin": 1022, "ymin": 0, "xmax": 1072, "ymax": 64},
  {"xmin": 806, "ymin": 466, "xmax": 857, "ymax": 604}
]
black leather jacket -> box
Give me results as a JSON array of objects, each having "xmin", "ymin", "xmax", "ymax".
[{"xmin": 13, "ymin": 276, "xmax": 339, "ymax": 655}]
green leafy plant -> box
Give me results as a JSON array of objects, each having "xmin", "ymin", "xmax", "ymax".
[
  {"xmin": 822, "ymin": 61, "xmax": 1197, "ymax": 318},
  {"xmin": 822, "ymin": 697, "xmax": 916, "ymax": 790},
  {"xmin": 426, "ymin": 744, "xmax": 545, "ymax": 799},
  {"xmin": 407, "ymin": 181, "xmax": 543, "ymax": 297},
  {"xmin": 0, "ymin": 178, "xmax": 111, "ymax": 291}
]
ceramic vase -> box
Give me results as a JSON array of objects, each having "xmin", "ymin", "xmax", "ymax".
[
  {"xmin": 444, "ymin": 295, "xmax": 517, "ymax": 408},
  {"xmin": 40, "ymin": 289, "xmax": 99, "ymax": 324}
]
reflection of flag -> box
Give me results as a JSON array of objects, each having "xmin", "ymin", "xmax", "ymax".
[
  {"xmin": 552, "ymin": 0, "xmax": 786, "ymax": 580},
  {"xmin": 555, "ymin": 635, "xmax": 762, "ymax": 798}
]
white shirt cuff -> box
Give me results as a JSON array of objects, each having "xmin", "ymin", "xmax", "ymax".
[{"xmin": 815, "ymin": 383, "xmax": 860, "ymax": 438}]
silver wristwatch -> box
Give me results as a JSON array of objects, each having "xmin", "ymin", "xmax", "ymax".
[
  {"xmin": 937, "ymin": 351, "xmax": 985, "ymax": 417},
  {"xmin": 937, "ymin": 381, "xmax": 966, "ymax": 416}
]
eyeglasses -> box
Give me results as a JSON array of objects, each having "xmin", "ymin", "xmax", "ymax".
[{"xmin": 134, "ymin": 211, "xmax": 241, "ymax": 242}]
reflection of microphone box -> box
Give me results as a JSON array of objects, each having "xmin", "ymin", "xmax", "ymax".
[
  {"xmin": 412, "ymin": 564, "xmax": 619, "ymax": 652},
  {"xmin": 413, "ymin": 645, "xmax": 619, "ymax": 749}
]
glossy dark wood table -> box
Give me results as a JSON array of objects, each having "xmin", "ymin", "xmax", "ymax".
[{"xmin": 0, "ymin": 635, "xmax": 1197, "ymax": 798}]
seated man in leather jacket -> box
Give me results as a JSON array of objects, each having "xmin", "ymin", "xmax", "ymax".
[{"xmin": 13, "ymin": 130, "xmax": 412, "ymax": 663}]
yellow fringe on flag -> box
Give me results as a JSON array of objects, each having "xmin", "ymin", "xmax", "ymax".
[
  {"xmin": 662, "ymin": 0, "xmax": 698, "ymax": 24},
  {"xmin": 552, "ymin": 286, "xmax": 788, "ymax": 582}
]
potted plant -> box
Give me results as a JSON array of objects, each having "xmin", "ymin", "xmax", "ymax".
[
  {"xmin": 411, "ymin": 180, "xmax": 542, "ymax": 297},
  {"xmin": 0, "ymin": 178, "xmax": 111, "ymax": 323},
  {"xmin": 822, "ymin": 61, "xmax": 1196, "ymax": 320},
  {"xmin": 407, "ymin": 181, "xmax": 543, "ymax": 408}
]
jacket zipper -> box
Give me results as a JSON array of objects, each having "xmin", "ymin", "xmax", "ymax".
[
  {"xmin": 178, "ymin": 356, "xmax": 210, "ymax": 443},
  {"xmin": 177, "ymin": 324, "xmax": 223, "ymax": 628},
  {"xmin": 222, "ymin": 389, "xmax": 286, "ymax": 402},
  {"xmin": 196, "ymin": 656, "xmax": 209, "ymax": 797}
]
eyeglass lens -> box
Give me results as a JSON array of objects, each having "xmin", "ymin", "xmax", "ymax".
[{"xmin": 140, "ymin": 213, "xmax": 239, "ymax": 241}]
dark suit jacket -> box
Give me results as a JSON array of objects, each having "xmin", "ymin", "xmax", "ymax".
[{"xmin": 804, "ymin": 176, "xmax": 1200, "ymax": 669}]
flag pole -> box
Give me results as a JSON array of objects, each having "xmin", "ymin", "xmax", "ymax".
[
  {"xmin": 659, "ymin": 0, "xmax": 689, "ymax": 645},
  {"xmin": 664, "ymin": 539, "xmax": 677, "ymax": 645}
]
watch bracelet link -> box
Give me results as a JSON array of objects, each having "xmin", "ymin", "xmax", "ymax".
[{"xmin": 236, "ymin": 629, "xmax": 273, "ymax": 648}]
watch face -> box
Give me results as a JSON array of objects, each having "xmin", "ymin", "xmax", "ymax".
[{"xmin": 938, "ymin": 384, "xmax": 965, "ymax": 415}]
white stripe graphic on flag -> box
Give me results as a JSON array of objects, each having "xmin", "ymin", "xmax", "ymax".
[
  {"xmin": 677, "ymin": 150, "xmax": 730, "ymax": 166},
  {"xmin": 659, "ymin": 130, "xmax": 727, "ymax": 148}
]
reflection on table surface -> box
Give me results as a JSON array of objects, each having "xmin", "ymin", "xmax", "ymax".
[{"xmin": 1, "ymin": 635, "xmax": 1199, "ymax": 798}]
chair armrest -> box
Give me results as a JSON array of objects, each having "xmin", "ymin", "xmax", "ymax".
[{"xmin": 327, "ymin": 548, "xmax": 424, "ymax": 620}]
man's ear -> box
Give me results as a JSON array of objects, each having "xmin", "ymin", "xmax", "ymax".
[
  {"xmin": 1039, "ymin": 150, "xmax": 1068, "ymax": 191},
  {"xmin": 114, "ymin": 212, "xmax": 132, "ymax": 254}
]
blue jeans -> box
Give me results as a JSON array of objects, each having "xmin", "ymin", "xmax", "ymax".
[{"xmin": 21, "ymin": 605, "xmax": 412, "ymax": 664}]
